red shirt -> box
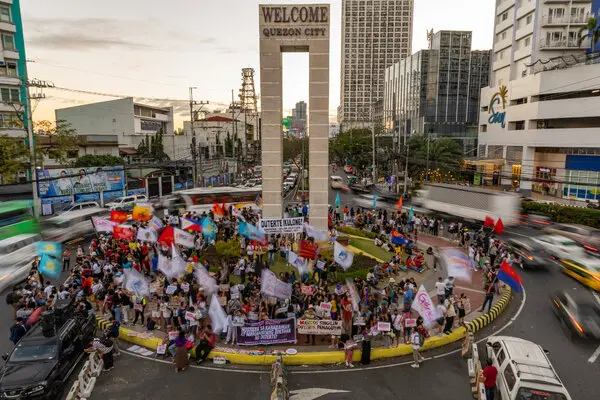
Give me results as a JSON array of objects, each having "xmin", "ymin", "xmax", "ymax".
[
  {"xmin": 341, "ymin": 299, "xmax": 353, "ymax": 320},
  {"xmin": 482, "ymin": 365, "xmax": 498, "ymax": 388}
]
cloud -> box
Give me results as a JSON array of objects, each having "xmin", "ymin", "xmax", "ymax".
[{"xmin": 29, "ymin": 34, "xmax": 152, "ymax": 51}]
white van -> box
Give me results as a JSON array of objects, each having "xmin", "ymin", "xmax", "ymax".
[
  {"xmin": 330, "ymin": 175, "xmax": 344, "ymax": 189},
  {"xmin": 485, "ymin": 336, "xmax": 572, "ymax": 400},
  {"xmin": 0, "ymin": 234, "xmax": 41, "ymax": 293},
  {"xmin": 61, "ymin": 201, "xmax": 101, "ymax": 214},
  {"xmin": 105, "ymin": 194, "xmax": 148, "ymax": 211},
  {"xmin": 43, "ymin": 207, "xmax": 107, "ymax": 243}
]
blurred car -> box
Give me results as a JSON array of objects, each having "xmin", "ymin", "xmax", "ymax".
[
  {"xmin": 504, "ymin": 237, "xmax": 548, "ymax": 269},
  {"xmin": 551, "ymin": 290, "xmax": 600, "ymax": 339},
  {"xmin": 531, "ymin": 234, "xmax": 585, "ymax": 260},
  {"xmin": 558, "ymin": 256, "xmax": 600, "ymax": 291},
  {"xmin": 514, "ymin": 213, "xmax": 553, "ymax": 228},
  {"xmin": 543, "ymin": 223, "xmax": 600, "ymax": 254},
  {"xmin": 60, "ymin": 201, "xmax": 100, "ymax": 214}
]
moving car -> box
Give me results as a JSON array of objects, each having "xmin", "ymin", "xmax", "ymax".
[
  {"xmin": 105, "ymin": 194, "xmax": 148, "ymax": 211},
  {"xmin": 551, "ymin": 290, "xmax": 600, "ymax": 340},
  {"xmin": 60, "ymin": 201, "xmax": 101, "ymax": 214},
  {"xmin": 0, "ymin": 305, "xmax": 96, "ymax": 400},
  {"xmin": 531, "ymin": 234, "xmax": 584, "ymax": 260},
  {"xmin": 558, "ymin": 256, "xmax": 600, "ymax": 291},
  {"xmin": 485, "ymin": 336, "xmax": 572, "ymax": 400},
  {"xmin": 330, "ymin": 175, "xmax": 344, "ymax": 190},
  {"xmin": 42, "ymin": 207, "xmax": 107, "ymax": 244},
  {"xmin": 504, "ymin": 237, "xmax": 547, "ymax": 269},
  {"xmin": 0, "ymin": 234, "xmax": 40, "ymax": 293},
  {"xmin": 543, "ymin": 223, "xmax": 600, "ymax": 254}
]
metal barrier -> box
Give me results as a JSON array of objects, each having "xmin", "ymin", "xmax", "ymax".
[{"xmin": 270, "ymin": 354, "xmax": 289, "ymax": 400}]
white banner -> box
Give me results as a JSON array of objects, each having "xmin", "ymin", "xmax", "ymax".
[
  {"xmin": 334, "ymin": 241, "xmax": 354, "ymax": 270},
  {"xmin": 297, "ymin": 319, "xmax": 342, "ymax": 335},
  {"xmin": 136, "ymin": 227, "xmax": 158, "ymax": 242},
  {"xmin": 174, "ymin": 227, "xmax": 195, "ymax": 248},
  {"xmin": 92, "ymin": 217, "xmax": 116, "ymax": 233},
  {"xmin": 261, "ymin": 269, "xmax": 292, "ymax": 299},
  {"xmin": 411, "ymin": 284, "xmax": 441, "ymax": 327},
  {"xmin": 124, "ymin": 268, "xmax": 150, "ymax": 297},
  {"xmin": 258, "ymin": 217, "xmax": 304, "ymax": 234}
]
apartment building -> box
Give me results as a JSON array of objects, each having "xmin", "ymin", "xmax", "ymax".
[
  {"xmin": 338, "ymin": 0, "xmax": 414, "ymax": 130},
  {"xmin": 384, "ymin": 31, "xmax": 491, "ymax": 154},
  {"xmin": 477, "ymin": 0, "xmax": 600, "ymax": 201}
]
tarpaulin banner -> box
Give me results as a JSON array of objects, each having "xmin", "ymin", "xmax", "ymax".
[
  {"xmin": 297, "ymin": 319, "xmax": 342, "ymax": 335},
  {"xmin": 258, "ymin": 217, "xmax": 304, "ymax": 234},
  {"xmin": 261, "ymin": 269, "xmax": 292, "ymax": 299},
  {"xmin": 235, "ymin": 318, "xmax": 296, "ymax": 346}
]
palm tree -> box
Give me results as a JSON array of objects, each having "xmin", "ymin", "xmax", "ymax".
[
  {"xmin": 578, "ymin": 16, "xmax": 600, "ymax": 51},
  {"xmin": 408, "ymin": 135, "xmax": 463, "ymax": 181}
]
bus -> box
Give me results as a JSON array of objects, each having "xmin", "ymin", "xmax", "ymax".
[
  {"xmin": 42, "ymin": 207, "xmax": 108, "ymax": 243},
  {"xmin": 165, "ymin": 186, "xmax": 262, "ymax": 214},
  {"xmin": 0, "ymin": 201, "xmax": 39, "ymax": 241}
]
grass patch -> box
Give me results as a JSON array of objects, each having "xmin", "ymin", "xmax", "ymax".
[
  {"xmin": 336, "ymin": 226, "xmax": 378, "ymax": 239},
  {"xmin": 349, "ymin": 237, "xmax": 393, "ymax": 261}
]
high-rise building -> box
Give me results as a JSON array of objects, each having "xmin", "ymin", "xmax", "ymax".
[
  {"xmin": 477, "ymin": 0, "xmax": 600, "ymax": 200},
  {"xmin": 291, "ymin": 101, "xmax": 307, "ymax": 133},
  {"xmin": 384, "ymin": 31, "xmax": 491, "ymax": 154},
  {"xmin": 338, "ymin": 0, "xmax": 414, "ymax": 130},
  {"xmin": 0, "ymin": 0, "xmax": 28, "ymax": 138}
]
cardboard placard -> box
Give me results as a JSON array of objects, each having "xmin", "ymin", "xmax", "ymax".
[
  {"xmin": 301, "ymin": 285, "xmax": 314, "ymax": 295},
  {"xmin": 181, "ymin": 282, "xmax": 190, "ymax": 293},
  {"xmin": 320, "ymin": 302, "xmax": 332, "ymax": 312},
  {"xmin": 156, "ymin": 344, "xmax": 167, "ymax": 355},
  {"xmin": 168, "ymin": 331, "xmax": 179, "ymax": 340},
  {"xmin": 219, "ymin": 284, "xmax": 230, "ymax": 291},
  {"xmin": 247, "ymin": 311, "xmax": 259, "ymax": 321},
  {"xmin": 185, "ymin": 311, "xmax": 196, "ymax": 321},
  {"xmin": 353, "ymin": 317, "xmax": 365, "ymax": 326},
  {"xmin": 404, "ymin": 318, "xmax": 417, "ymax": 328},
  {"xmin": 165, "ymin": 285, "xmax": 177, "ymax": 295},
  {"xmin": 377, "ymin": 321, "xmax": 391, "ymax": 332}
]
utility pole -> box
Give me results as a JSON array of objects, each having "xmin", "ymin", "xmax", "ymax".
[
  {"xmin": 371, "ymin": 106, "xmax": 376, "ymax": 185},
  {"xmin": 403, "ymin": 129, "xmax": 410, "ymax": 196},
  {"xmin": 189, "ymin": 87, "xmax": 209, "ymax": 187}
]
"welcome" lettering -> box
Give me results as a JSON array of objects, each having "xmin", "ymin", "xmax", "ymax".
[{"xmin": 262, "ymin": 6, "xmax": 329, "ymax": 24}]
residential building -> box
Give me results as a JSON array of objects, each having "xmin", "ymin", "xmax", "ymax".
[
  {"xmin": 338, "ymin": 0, "xmax": 414, "ymax": 130},
  {"xmin": 477, "ymin": 0, "xmax": 600, "ymax": 201},
  {"xmin": 0, "ymin": 0, "xmax": 27, "ymax": 138},
  {"xmin": 291, "ymin": 101, "xmax": 307, "ymax": 133},
  {"xmin": 384, "ymin": 31, "xmax": 491, "ymax": 154},
  {"xmin": 55, "ymin": 97, "xmax": 188, "ymax": 161}
]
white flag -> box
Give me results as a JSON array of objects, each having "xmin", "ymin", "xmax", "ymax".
[
  {"xmin": 209, "ymin": 295, "xmax": 228, "ymax": 334},
  {"xmin": 261, "ymin": 269, "xmax": 292, "ymax": 299},
  {"xmin": 288, "ymin": 251, "xmax": 309, "ymax": 275},
  {"xmin": 334, "ymin": 241, "xmax": 354, "ymax": 271},
  {"xmin": 124, "ymin": 268, "xmax": 149, "ymax": 297},
  {"xmin": 194, "ymin": 265, "xmax": 218, "ymax": 294},
  {"xmin": 174, "ymin": 227, "xmax": 195, "ymax": 248},
  {"xmin": 92, "ymin": 217, "xmax": 116, "ymax": 233},
  {"xmin": 157, "ymin": 254, "xmax": 171, "ymax": 277},
  {"xmin": 411, "ymin": 284, "xmax": 441, "ymax": 327},
  {"xmin": 170, "ymin": 244, "xmax": 188, "ymax": 278},
  {"xmin": 150, "ymin": 215, "xmax": 163, "ymax": 231},
  {"xmin": 136, "ymin": 227, "xmax": 158, "ymax": 243},
  {"xmin": 304, "ymin": 223, "xmax": 329, "ymax": 241},
  {"xmin": 345, "ymin": 278, "xmax": 360, "ymax": 312}
]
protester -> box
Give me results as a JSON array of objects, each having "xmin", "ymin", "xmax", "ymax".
[
  {"xmin": 173, "ymin": 330, "xmax": 189, "ymax": 372},
  {"xmin": 9, "ymin": 317, "xmax": 27, "ymax": 345},
  {"xmin": 195, "ymin": 325, "xmax": 216, "ymax": 364},
  {"xmin": 85, "ymin": 334, "xmax": 114, "ymax": 372},
  {"xmin": 481, "ymin": 358, "xmax": 498, "ymax": 400},
  {"xmin": 410, "ymin": 327, "xmax": 425, "ymax": 368}
]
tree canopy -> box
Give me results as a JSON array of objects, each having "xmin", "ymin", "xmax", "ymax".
[
  {"xmin": 407, "ymin": 135, "xmax": 464, "ymax": 181},
  {"xmin": 283, "ymin": 136, "xmax": 308, "ymax": 167},
  {"xmin": 137, "ymin": 129, "xmax": 170, "ymax": 162},
  {"xmin": 71, "ymin": 154, "xmax": 124, "ymax": 167},
  {"xmin": 0, "ymin": 135, "xmax": 29, "ymax": 184},
  {"xmin": 329, "ymin": 128, "xmax": 373, "ymax": 169}
]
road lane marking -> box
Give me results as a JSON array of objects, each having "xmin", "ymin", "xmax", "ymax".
[
  {"xmin": 290, "ymin": 389, "xmax": 350, "ymax": 400},
  {"xmin": 588, "ymin": 345, "xmax": 600, "ymax": 364},
  {"xmin": 455, "ymin": 285, "xmax": 485, "ymax": 295},
  {"xmin": 592, "ymin": 292, "xmax": 600, "ymax": 307}
]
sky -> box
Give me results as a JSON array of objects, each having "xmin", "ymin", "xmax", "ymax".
[{"xmin": 22, "ymin": 0, "xmax": 496, "ymax": 127}]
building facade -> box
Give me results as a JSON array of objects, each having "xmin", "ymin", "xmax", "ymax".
[
  {"xmin": 0, "ymin": 0, "xmax": 27, "ymax": 138},
  {"xmin": 291, "ymin": 101, "xmax": 307, "ymax": 133},
  {"xmin": 477, "ymin": 0, "xmax": 600, "ymax": 201},
  {"xmin": 384, "ymin": 31, "xmax": 491, "ymax": 154},
  {"xmin": 338, "ymin": 0, "xmax": 414, "ymax": 130},
  {"xmin": 55, "ymin": 97, "xmax": 188, "ymax": 161}
]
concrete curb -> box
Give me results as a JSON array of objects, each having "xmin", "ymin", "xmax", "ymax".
[{"xmin": 94, "ymin": 287, "xmax": 513, "ymax": 366}]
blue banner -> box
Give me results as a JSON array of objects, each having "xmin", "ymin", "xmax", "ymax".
[
  {"xmin": 102, "ymin": 190, "xmax": 123, "ymax": 201},
  {"xmin": 36, "ymin": 165, "xmax": 125, "ymax": 198},
  {"xmin": 127, "ymin": 188, "xmax": 147, "ymax": 196},
  {"xmin": 75, "ymin": 193, "xmax": 100, "ymax": 203},
  {"xmin": 41, "ymin": 196, "xmax": 72, "ymax": 205}
]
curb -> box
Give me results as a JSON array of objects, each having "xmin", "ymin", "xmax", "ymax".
[{"xmin": 94, "ymin": 286, "xmax": 513, "ymax": 366}]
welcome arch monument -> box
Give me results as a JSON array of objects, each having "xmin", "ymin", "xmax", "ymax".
[{"xmin": 259, "ymin": 4, "xmax": 330, "ymax": 230}]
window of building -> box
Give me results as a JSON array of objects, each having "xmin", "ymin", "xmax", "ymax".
[
  {"xmin": 480, "ymin": 124, "xmax": 487, "ymax": 132},
  {"xmin": 524, "ymin": 37, "xmax": 531, "ymax": 47},
  {"xmin": 501, "ymin": 12, "xmax": 508, "ymax": 22},
  {"xmin": 0, "ymin": 60, "xmax": 17, "ymax": 77},
  {"xmin": 0, "ymin": 112, "xmax": 22, "ymax": 129},
  {"xmin": 501, "ymin": 31, "xmax": 507, "ymax": 40},
  {"xmin": 0, "ymin": 87, "xmax": 20, "ymax": 103},
  {"xmin": 526, "ymin": 14, "xmax": 532, "ymax": 25},
  {"xmin": 2, "ymin": 33, "xmax": 15, "ymax": 51},
  {"xmin": 0, "ymin": 5, "xmax": 10, "ymax": 22}
]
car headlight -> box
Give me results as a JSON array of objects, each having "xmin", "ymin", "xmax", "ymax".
[{"xmin": 25, "ymin": 381, "xmax": 46, "ymax": 394}]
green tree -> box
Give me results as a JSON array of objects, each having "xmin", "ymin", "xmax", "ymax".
[
  {"xmin": 40, "ymin": 120, "xmax": 79, "ymax": 167},
  {"xmin": 71, "ymin": 154, "xmax": 124, "ymax": 167},
  {"xmin": 329, "ymin": 128, "xmax": 373, "ymax": 169},
  {"xmin": 137, "ymin": 134, "xmax": 150, "ymax": 158},
  {"xmin": 138, "ymin": 130, "xmax": 169, "ymax": 161},
  {"xmin": 578, "ymin": 16, "xmax": 600, "ymax": 50},
  {"xmin": 407, "ymin": 135, "xmax": 463, "ymax": 181},
  {"xmin": 283, "ymin": 136, "xmax": 308, "ymax": 167},
  {"xmin": 0, "ymin": 135, "xmax": 29, "ymax": 184}
]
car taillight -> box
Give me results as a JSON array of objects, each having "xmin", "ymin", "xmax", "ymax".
[
  {"xmin": 527, "ymin": 255, "xmax": 533, "ymax": 261},
  {"xmin": 571, "ymin": 316, "xmax": 585, "ymax": 334},
  {"xmin": 584, "ymin": 245, "xmax": 598, "ymax": 252}
]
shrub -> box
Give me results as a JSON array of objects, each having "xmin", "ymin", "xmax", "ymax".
[
  {"xmin": 336, "ymin": 226, "xmax": 378, "ymax": 239},
  {"xmin": 522, "ymin": 202, "xmax": 600, "ymax": 229}
]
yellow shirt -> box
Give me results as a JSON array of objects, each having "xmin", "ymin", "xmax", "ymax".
[{"xmin": 331, "ymin": 299, "xmax": 337, "ymax": 313}]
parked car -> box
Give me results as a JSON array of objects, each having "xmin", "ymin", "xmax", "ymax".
[
  {"xmin": 60, "ymin": 202, "xmax": 100, "ymax": 214},
  {"xmin": 485, "ymin": 336, "xmax": 572, "ymax": 400},
  {"xmin": 504, "ymin": 237, "xmax": 548, "ymax": 269},
  {"xmin": 105, "ymin": 194, "xmax": 148, "ymax": 211},
  {"xmin": 543, "ymin": 223, "xmax": 600, "ymax": 254},
  {"xmin": 551, "ymin": 290, "xmax": 600, "ymax": 340}
]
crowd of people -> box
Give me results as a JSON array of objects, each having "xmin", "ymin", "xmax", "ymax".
[{"xmin": 5, "ymin": 200, "xmax": 516, "ymax": 373}]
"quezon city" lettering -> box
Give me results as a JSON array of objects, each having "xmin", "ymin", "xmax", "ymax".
[{"xmin": 261, "ymin": 6, "xmax": 329, "ymax": 24}]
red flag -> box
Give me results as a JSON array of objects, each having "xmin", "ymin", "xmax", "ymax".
[
  {"xmin": 212, "ymin": 202, "xmax": 226, "ymax": 216},
  {"xmin": 497, "ymin": 260, "xmax": 523, "ymax": 293},
  {"xmin": 298, "ymin": 240, "xmax": 319, "ymax": 259},
  {"xmin": 158, "ymin": 226, "xmax": 174, "ymax": 246},
  {"xmin": 395, "ymin": 197, "xmax": 403, "ymax": 211},
  {"xmin": 494, "ymin": 218, "xmax": 504, "ymax": 234},
  {"xmin": 110, "ymin": 210, "xmax": 128, "ymax": 223},
  {"xmin": 113, "ymin": 225, "xmax": 135, "ymax": 241},
  {"xmin": 484, "ymin": 216, "xmax": 495, "ymax": 227}
]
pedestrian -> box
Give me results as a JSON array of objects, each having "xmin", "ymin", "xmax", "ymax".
[
  {"xmin": 173, "ymin": 330, "xmax": 189, "ymax": 372},
  {"xmin": 456, "ymin": 293, "xmax": 467, "ymax": 326},
  {"xmin": 62, "ymin": 247, "xmax": 71, "ymax": 272},
  {"xmin": 481, "ymin": 358, "xmax": 498, "ymax": 400},
  {"xmin": 196, "ymin": 325, "xmax": 216, "ymax": 364},
  {"xmin": 480, "ymin": 281, "xmax": 496, "ymax": 314},
  {"xmin": 443, "ymin": 296, "xmax": 456, "ymax": 335},
  {"xmin": 9, "ymin": 317, "xmax": 27, "ymax": 345},
  {"xmin": 109, "ymin": 318, "xmax": 121, "ymax": 356},
  {"xmin": 85, "ymin": 335, "xmax": 114, "ymax": 372},
  {"xmin": 410, "ymin": 327, "xmax": 425, "ymax": 368},
  {"xmin": 435, "ymin": 277, "xmax": 445, "ymax": 304}
]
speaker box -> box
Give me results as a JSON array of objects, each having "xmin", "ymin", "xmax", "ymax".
[
  {"xmin": 41, "ymin": 310, "xmax": 55, "ymax": 337},
  {"xmin": 54, "ymin": 298, "xmax": 73, "ymax": 325}
]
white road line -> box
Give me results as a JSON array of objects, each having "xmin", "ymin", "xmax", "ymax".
[
  {"xmin": 588, "ymin": 345, "xmax": 600, "ymax": 364},
  {"xmin": 117, "ymin": 288, "xmax": 527, "ymax": 375},
  {"xmin": 592, "ymin": 291, "xmax": 600, "ymax": 307},
  {"xmin": 455, "ymin": 285, "xmax": 486, "ymax": 295}
]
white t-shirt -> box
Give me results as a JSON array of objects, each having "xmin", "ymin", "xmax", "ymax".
[
  {"xmin": 435, "ymin": 282, "xmax": 446, "ymax": 296},
  {"xmin": 411, "ymin": 332, "xmax": 420, "ymax": 350},
  {"xmin": 246, "ymin": 244, "xmax": 255, "ymax": 255},
  {"xmin": 43, "ymin": 285, "xmax": 54, "ymax": 298},
  {"xmin": 436, "ymin": 304, "xmax": 446, "ymax": 318},
  {"xmin": 392, "ymin": 314, "xmax": 402, "ymax": 331}
]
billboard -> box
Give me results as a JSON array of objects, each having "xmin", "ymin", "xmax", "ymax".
[{"xmin": 36, "ymin": 166, "xmax": 125, "ymax": 198}]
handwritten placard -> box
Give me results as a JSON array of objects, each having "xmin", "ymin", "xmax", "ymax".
[
  {"xmin": 377, "ymin": 321, "xmax": 391, "ymax": 332},
  {"xmin": 404, "ymin": 318, "xmax": 417, "ymax": 328},
  {"xmin": 301, "ymin": 285, "xmax": 314, "ymax": 295},
  {"xmin": 181, "ymin": 282, "xmax": 190, "ymax": 293},
  {"xmin": 185, "ymin": 311, "xmax": 196, "ymax": 321},
  {"xmin": 156, "ymin": 344, "xmax": 167, "ymax": 355},
  {"xmin": 168, "ymin": 331, "xmax": 179, "ymax": 340},
  {"xmin": 165, "ymin": 285, "xmax": 177, "ymax": 295},
  {"xmin": 320, "ymin": 302, "xmax": 332, "ymax": 312}
]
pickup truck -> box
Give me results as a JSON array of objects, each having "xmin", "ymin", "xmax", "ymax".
[{"xmin": 0, "ymin": 312, "xmax": 96, "ymax": 399}]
